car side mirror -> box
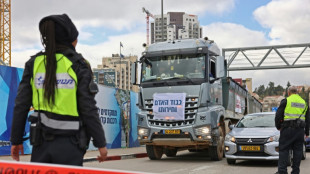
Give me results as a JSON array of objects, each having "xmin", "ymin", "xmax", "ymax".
[{"xmin": 229, "ymin": 124, "xmax": 235, "ymax": 130}]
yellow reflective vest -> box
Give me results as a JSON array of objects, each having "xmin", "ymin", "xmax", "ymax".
[
  {"xmin": 30, "ymin": 53, "xmax": 80, "ymax": 131},
  {"xmin": 284, "ymin": 94, "xmax": 307, "ymax": 121}
]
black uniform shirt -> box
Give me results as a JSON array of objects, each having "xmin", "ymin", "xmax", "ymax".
[{"xmin": 275, "ymin": 98, "xmax": 310, "ymax": 136}]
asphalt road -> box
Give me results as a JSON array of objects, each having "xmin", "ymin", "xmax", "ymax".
[{"xmin": 84, "ymin": 150, "xmax": 310, "ymax": 174}]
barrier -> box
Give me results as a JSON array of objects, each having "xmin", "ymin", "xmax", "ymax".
[
  {"xmin": 0, "ymin": 65, "xmax": 141, "ymax": 155},
  {"xmin": 0, "ymin": 160, "xmax": 143, "ymax": 174}
]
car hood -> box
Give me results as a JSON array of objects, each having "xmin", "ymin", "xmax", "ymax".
[{"xmin": 229, "ymin": 127, "xmax": 279, "ymax": 138}]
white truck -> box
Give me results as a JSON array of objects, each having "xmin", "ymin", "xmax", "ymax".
[{"xmin": 131, "ymin": 38, "xmax": 262, "ymax": 161}]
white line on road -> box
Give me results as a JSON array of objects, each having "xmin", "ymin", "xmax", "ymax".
[{"xmin": 189, "ymin": 166, "xmax": 211, "ymax": 174}]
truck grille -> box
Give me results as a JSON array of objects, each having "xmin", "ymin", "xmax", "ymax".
[{"xmin": 144, "ymin": 97, "xmax": 198, "ymax": 128}]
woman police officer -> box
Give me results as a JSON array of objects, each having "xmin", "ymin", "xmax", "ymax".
[{"xmin": 10, "ymin": 14, "xmax": 107, "ymax": 166}]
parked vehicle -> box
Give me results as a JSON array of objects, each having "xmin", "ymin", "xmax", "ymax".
[
  {"xmin": 225, "ymin": 112, "xmax": 306, "ymax": 165},
  {"xmin": 306, "ymin": 133, "xmax": 310, "ymax": 151},
  {"xmin": 131, "ymin": 38, "xmax": 262, "ymax": 161}
]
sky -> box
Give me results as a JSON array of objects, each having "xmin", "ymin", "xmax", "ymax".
[{"xmin": 11, "ymin": 0, "xmax": 310, "ymax": 89}]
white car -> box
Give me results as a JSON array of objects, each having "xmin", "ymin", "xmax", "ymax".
[{"xmin": 225, "ymin": 112, "xmax": 306, "ymax": 165}]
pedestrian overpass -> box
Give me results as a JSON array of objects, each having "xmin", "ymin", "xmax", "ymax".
[{"xmin": 222, "ymin": 43, "xmax": 310, "ymax": 71}]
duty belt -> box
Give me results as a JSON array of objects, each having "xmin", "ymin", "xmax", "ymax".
[
  {"xmin": 30, "ymin": 112, "xmax": 80, "ymax": 130},
  {"xmin": 282, "ymin": 120, "xmax": 305, "ymax": 128}
]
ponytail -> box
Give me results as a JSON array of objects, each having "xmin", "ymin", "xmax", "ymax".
[{"xmin": 39, "ymin": 20, "xmax": 57, "ymax": 105}]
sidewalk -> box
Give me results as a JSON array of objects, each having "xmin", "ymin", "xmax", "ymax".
[{"xmin": 0, "ymin": 146, "xmax": 148, "ymax": 162}]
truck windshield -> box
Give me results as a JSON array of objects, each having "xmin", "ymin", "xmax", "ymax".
[{"xmin": 141, "ymin": 54, "xmax": 206, "ymax": 82}]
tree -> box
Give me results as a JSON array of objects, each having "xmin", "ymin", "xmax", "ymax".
[
  {"xmin": 254, "ymin": 85, "xmax": 265, "ymax": 99},
  {"xmin": 275, "ymin": 85, "xmax": 284, "ymax": 95},
  {"xmin": 299, "ymin": 87, "xmax": 308, "ymax": 102}
]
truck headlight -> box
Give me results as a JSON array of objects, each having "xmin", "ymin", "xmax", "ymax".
[
  {"xmin": 138, "ymin": 128, "xmax": 149, "ymax": 136},
  {"xmin": 267, "ymin": 135, "xmax": 280, "ymax": 142},
  {"xmin": 225, "ymin": 134, "xmax": 236, "ymax": 143},
  {"xmin": 195, "ymin": 125, "xmax": 211, "ymax": 136}
]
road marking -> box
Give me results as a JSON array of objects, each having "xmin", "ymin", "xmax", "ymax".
[
  {"xmin": 163, "ymin": 166, "xmax": 211, "ymax": 174},
  {"xmin": 189, "ymin": 166, "xmax": 211, "ymax": 174}
]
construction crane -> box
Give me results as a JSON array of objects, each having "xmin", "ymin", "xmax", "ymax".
[
  {"xmin": 0, "ymin": 0, "xmax": 11, "ymax": 66},
  {"xmin": 142, "ymin": 7, "xmax": 154, "ymax": 46}
]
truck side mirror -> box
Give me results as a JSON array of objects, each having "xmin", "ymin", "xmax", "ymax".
[
  {"xmin": 131, "ymin": 62, "xmax": 137, "ymax": 85},
  {"xmin": 216, "ymin": 56, "xmax": 225, "ymax": 78}
]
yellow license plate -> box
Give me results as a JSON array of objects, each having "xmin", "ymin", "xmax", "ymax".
[
  {"xmin": 164, "ymin": 130, "xmax": 181, "ymax": 134},
  {"xmin": 240, "ymin": 146, "xmax": 261, "ymax": 151}
]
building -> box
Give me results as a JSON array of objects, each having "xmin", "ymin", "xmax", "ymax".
[
  {"xmin": 95, "ymin": 54, "xmax": 139, "ymax": 92},
  {"xmin": 233, "ymin": 78, "xmax": 253, "ymax": 94},
  {"xmin": 243, "ymin": 78, "xmax": 253, "ymax": 94},
  {"xmin": 150, "ymin": 12, "xmax": 202, "ymax": 43},
  {"xmin": 262, "ymin": 95, "xmax": 285, "ymax": 112},
  {"xmin": 93, "ymin": 68, "xmax": 116, "ymax": 87}
]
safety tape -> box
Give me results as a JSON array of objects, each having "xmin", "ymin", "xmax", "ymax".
[{"xmin": 0, "ymin": 160, "xmax": 146, "ymax": 174}]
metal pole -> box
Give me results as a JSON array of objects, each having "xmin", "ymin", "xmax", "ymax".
[{"xmin": 161, "ymin": 0, "xmax": 164, "ymax": 42}]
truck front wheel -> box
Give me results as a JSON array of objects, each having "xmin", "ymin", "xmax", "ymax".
[
  {"xmin": 165, "ymin": 148, "xmax": 177, "ymax": 157},
  {"xmin": 209, "ymin": 126, "xmax": 224, "ymax": 161},
  {"xmin": 146, "ymin": 145, "xmax": 163, "ymax": 160}
]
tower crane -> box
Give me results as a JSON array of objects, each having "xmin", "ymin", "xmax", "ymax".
[
  {"xmin": 0, "ymin": 0, "xmax": 11, "ymax": 66},
  {"xmin": 142, "ymin": 7, "xmax": 154, "ymax": 46}
]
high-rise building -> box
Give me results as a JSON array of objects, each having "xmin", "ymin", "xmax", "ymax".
[
  {"xmin": 95, "ymin": 54, "xmax": 139, "ymax": 92},
  {"xmin": 151, "ymin": 12, "xmax": 202, "ymax": 43}
]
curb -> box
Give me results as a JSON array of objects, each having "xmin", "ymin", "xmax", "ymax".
[{"xmin": 83, "ymin": 153, "xmax": 148, "ymax": 162}]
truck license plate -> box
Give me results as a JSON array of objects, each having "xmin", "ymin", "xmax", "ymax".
[
  {"xmin": 240, "ymin": 146, "xmax": 261, "ymax": 151},
  {"xmin": 164, "ymin": 130, "xmax": 181, "ymax": 134}
]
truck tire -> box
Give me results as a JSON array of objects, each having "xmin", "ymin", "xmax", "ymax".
[
  {"xmin": 165, "ymin": 148, "xmax": 177, "ymax": 157},
  {"xmin": 146, "ymin": 145, "xmax": 163, "ymax": 160},
  {"xmin": 209, "ymin": 126, "xmax": 224, "ymax": 161},
  {"xmin": 226, "ymin": 158, "xmax": 236, "ymax": 165}
]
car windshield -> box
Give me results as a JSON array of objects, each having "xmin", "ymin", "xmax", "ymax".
[
  {"xmin": 141, "ymin": 54, "xmax": 206, "ymax": 82},
  {"xmin": 236, "ymin": 113, "xmax": 275, "ymax": 128}
]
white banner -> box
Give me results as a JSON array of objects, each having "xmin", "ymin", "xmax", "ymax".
[{"xmin": 153, "ymin": 93, "xmax": 186, "ymax": 120}]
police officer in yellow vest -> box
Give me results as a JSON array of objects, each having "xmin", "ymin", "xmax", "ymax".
[
  {"xmin": 275, "ymin": 86, "xmax": 309, "ymax": 174},
  {"xmin": 10, "ymin": 14, "xmax": 108, "ymax": 166}
]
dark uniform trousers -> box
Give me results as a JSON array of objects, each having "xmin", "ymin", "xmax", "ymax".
[
  {"xmin": 278, "ymin": 127, "xmax": 304, "ymax": 174},
  {"xmin": 31, "ymin": 135, "xmax": 86, "ymax": 166}
]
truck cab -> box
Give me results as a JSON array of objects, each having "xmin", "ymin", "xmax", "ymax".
[{"xmin": 131, "ymin": 38, "xmax": 260, "ymax": 161}]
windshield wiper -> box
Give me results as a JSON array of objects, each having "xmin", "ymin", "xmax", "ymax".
[
  {"xmin": 143, "ymin": 78, "xmax": 158, "ymax": 82},
  {"xmin": 164, "ymin": 76, "xmax": 194, "ymax": 84},
  {"xmin": 143, "ymin": 78, "xmax": 171, "ymax": 86}
]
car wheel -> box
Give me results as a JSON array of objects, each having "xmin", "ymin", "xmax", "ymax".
[
  {"xmin": 227, "ymin": 158, "xmax": 236, "ymax": 165},
  {"xmin": 302, "ymin": 143, "xmax": 306, "ymax": 160}
]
